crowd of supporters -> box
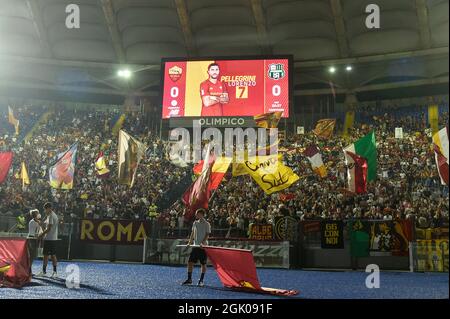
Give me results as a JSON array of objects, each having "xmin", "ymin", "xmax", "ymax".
[{"xmin": 0, "ymin": 101, "xmax": 448, "ymax": 236}]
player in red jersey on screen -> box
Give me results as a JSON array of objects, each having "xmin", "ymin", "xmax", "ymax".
[{"xmin": 200, "ymin": 63, "xmax": 229, "ymax": 116}]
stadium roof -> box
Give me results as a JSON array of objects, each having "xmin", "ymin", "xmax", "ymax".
[{"xmin": 0, "ymin": 0, "xmax": 448, "ymax": 104}]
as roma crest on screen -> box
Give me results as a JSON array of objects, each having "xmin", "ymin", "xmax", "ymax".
[
  {"xmin": 268, "ymin": 63, "xmax": 285, "ymax": 80},
  {"xmin": 168, "ymin": 65, "xmax": 183, "ymax": 82}
]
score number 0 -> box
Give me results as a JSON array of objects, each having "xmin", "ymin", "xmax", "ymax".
[{"xmin": 169, "ymin": 86, "xmax": 179, "ymax": 107}]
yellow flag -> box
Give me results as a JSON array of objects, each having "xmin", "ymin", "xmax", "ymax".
[
  {"xmin": 112, "ymin": 114, "xmax": 126, "ymax": 136},
  {"xmin": 342, "ymin": 111, "xmax": 355, "ymax": 138},
  {"xmin": 8, "ymin": 106, "xmax": 20, "ymax": 135},
  {"xmin": 428, "ymin": 105, "xmax": 439, "ymax": 134},
  {"xmin": 118, "ymin": 130, "xmax": 146, "ymax": 188},
  {"xmin": 253, "ymin": 111, "xmax": 283, "ymax": 128},
  {"xmin": 313, "ymin": 119, "xmax": 336, "ymax": 139},
  {"xmin": 21, "ymin": 162, "xmax": 30, "ymax": 188},
  {"xmin": 242, "ymin": 155, "xmax": 299, "ymax": 194}
]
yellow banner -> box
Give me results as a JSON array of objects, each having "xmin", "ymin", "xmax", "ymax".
[
  {"xmin": 416, "ymin": 239, "xmax": 449, "ymax": 272},
  {"xmin": 243, "ymin": 155, "xmax": 299, "ymax": 194}
]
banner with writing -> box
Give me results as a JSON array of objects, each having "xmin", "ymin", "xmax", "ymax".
[
  {"xmin": 249, "ymin": 224, "xmax": 273, "ymax": 240},
  {"xmin": 320, "ymin": 220, "xmax": 344, "ymax": 249},
  {"xmin": 79, "ymin": 219, "xmax": 150, "ymax": 245}
]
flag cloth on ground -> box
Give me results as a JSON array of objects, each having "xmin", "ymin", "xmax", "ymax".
[
  {"xmin": 203, "ymin": 246, "xmax": 298, "ymax": 296},
  {"xmin": 49, "ymin": 143, "xmax": 78, "ymax": 190},
  {"xmin": 0, "ymin": 238, "xmax": 31, "ymax": 288},
  {"xmin": 303, "ymin": 145, "xmax": 327, "ymax": 177},
  {"xmin": 243, "ymin": 154, "xmax": 299, "ymax": 195},
  {"xmin": 253, "ymin": 111, "xmax": 283, "ymax": 128},
  {"xmin": 344, "ymin": 131, "xmax": 377, "ymax": 192},
  {"xmin": 20, "ymin": 162, "xmax": 30, "ymax": 188},
  {"xmin": 313, "ymin": 119, "xmax": 336, "ymax": 139},
  {"xmin": 344, "ymin": 151, "xmax": 368, "ymax": 194},
  {"xmin": 193, "ymin": 157, "xmax": 231, "ymax": 189},
  {"xmin": 0, "ymin": 152, "xmax": 13, "ymax": 184},
  {"xmin": 95, "ymin": 151, "xmax": 110, "ymax": 178},
  {"xmin": 432, "ymin": 127, "xmax": 449, "ymax": 185},
  {"xmin": 182, "ymin": 144, "xmax": 215, "ymax": 220},
  {"xmin": 8, "ymin": 106, "xmax": 19, "ymax": 135},
  {"xmin": 118, "ymin": 130, "xmax": 146, "ymax": 188}
]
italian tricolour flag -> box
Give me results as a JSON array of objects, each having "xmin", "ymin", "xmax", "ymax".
[
  {"xmin": 432, "ymin": 127, "xmax": 449, "ymax": 185},
  {"xmin": 343, "ymin": 131, "xmax": 377, "ymax": 194}
]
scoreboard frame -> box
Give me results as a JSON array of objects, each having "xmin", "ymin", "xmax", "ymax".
[{"xmin": 159, "ymin": 55, "xmax": 294, "ymax": 122}]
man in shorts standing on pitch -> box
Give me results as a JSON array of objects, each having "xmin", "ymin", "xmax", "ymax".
[
  {"xmin": 37, "ymin": 202, "xmax": 59, "ymax": 278},
  {"xmin": 182, "ymin": 208, "xmax": 211, "ymax": 287}
]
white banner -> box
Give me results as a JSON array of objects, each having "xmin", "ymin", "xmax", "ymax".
[{"xmin": 395, "ymin": 127, "xmax": 403, "ymax": 139}]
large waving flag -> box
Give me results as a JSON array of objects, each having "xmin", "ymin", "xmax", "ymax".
[
  {"xmin": 203, "ymin": 246, "xmax": 298, "ymax": 296},
  {"xmin": 193, "ymin": 157, "xmax": 231, "ymax": 189},
  {"xmin": 313, "ymin": 119, "xmax": 336, "ymax": 139},
  {"xmin": 118, "ymin": 130, "xmax": 146, "ymax": 188},
  {"xmin": 432, "ymin": 127, "xmax": 449, "ymax": 185},
  {"xmin": 303, "ymin": 145, "xmax": 327, "ymax": 177},
  {"xmin": 243, "ymin": 154, "xmax": 299, "ymax": 195},
  {"xmin": 49, "ymin": 143, "xmax": 78, "ymax": 190},
  {"xmin": 253, "ymin": 111, "xmax": 283, "ymax": 128},
  {"xmin": 182, "ymin": 144, "xmax": 214, "ymax": 220},
  {"xmin": 344, "ymin": 131, "xmax": 377, "ymax": 194},
  {"xmin": 0, "ymin": 152, "xmax": 13, "ymax": 184},
  {"xmin": 8, "ymin": 106, "xmax": 19, "ymax": 135},
  {"xmin": 344, "ymin": 151, "xmax": 368, "ymax": 194},
  {"xmin": 95, "ymin": 151, "xmax": 110, "ymax": 178}
]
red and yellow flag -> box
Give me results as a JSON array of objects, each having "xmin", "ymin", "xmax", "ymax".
[
  {"xmin": 193, "ymin": 157, "xmax": 231, "ymax": 189},
  {"xmin": 253, "ymin": 111, "xmax": 283, "ymax": 129},
  {"xmin": 313, "ymin": 118, "xmax": 335, "ymax": 139},
  {"xmin": 203, "ymin": 246, "xmax": 298, "ymax": 296}
]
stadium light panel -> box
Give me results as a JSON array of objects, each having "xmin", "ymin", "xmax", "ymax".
[
  {"xmin": 118, "ymin": 69, "xmax": 131, "ymax": 79},
  {"xmin": 328, "ymin": 66, "xmax": 336, "ymax": 74}
]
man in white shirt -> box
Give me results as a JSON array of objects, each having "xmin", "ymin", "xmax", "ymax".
[
  {"xmin": 27, "ymin": 209, "xmax": 42, "ymax": 274},
  {"xmin": 182, "ymin": 209, "xmax": 211, "ymax": 287},
  {"xmin": 37, "ymin": 202, "xmax": 59, "ymax": 278}
]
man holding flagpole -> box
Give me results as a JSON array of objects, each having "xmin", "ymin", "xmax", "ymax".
[{"xmin": 182, "ymin": 208, "xmax": 211, "ymax": 287}]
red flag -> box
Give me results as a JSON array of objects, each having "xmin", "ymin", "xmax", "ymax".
[
  {"xmin": 279, "ymin": 193, "xmax": 295, "ymax": 202},
  {"xmin": 0, "ymin": 152, "xmax": 13, "ymax": 184},
  {"xmin": 192, "ymin": 157, "xmax": 231, "ymax": 189},
  {"xmin": 0, "ymin": 238, "xmax": 31, "ymax": 288},
  {"xmin": 182, "ymin": 146, "xmax": 215, "ymax": 220},
  {"xmin": 434, "ymin": 144, "xmax": 449, "ymax": 186},
  {"xmin": 345, "ymin": 151, "xmax": 368, "ymax": 194},
  {"xmin": 203, "ymin": 246, "xmax": 298, "ymax": 296}
]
